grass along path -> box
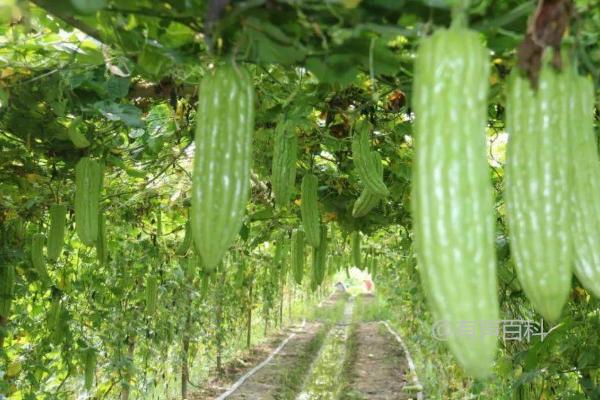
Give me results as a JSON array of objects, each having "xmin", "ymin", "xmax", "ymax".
[
  {"xmin": 197, "ymin": 291, "xmax": 421, "ymax": 400},
  {"xmin": 223, "ymin": 321, "xmax": 326, "ymax": 400},
  {"xmin": 195, "ymin": 292, "xmax": 347, "ymax": 399},
  {"xmin": 296, "ymin": 300, "xmax": 354, "ymax": 399}
]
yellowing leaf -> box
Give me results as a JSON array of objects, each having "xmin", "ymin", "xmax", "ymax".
[
  {"xmin": 25, "ymin": 173, "xmax": 41, "ymax": 183},
  {"xmin": 1, "ymin": 67, "xmax": 15, "ymax": 79},
  {"xmin": 6, "ymin": 360, "xmax": 22, "ymax": 377},
  {"xmin": 341, "ymin": 0, "xmax": 361, "ymax": 8},
  {"xmin": 490, "ymin": 73, "xmax": 499, "ymax": 86},
  {"xmin": 323, "ymin": 212, "xmax": 337, "ymax": 222}
]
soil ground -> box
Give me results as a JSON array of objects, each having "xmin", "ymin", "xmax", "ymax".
[
  {"xmin": 224, "ymin": 321, "xmax": 322, "ymax": 399},
  {"xmin": 190, "ymin": 321, "xmax": 321, "ymax": 400},
  {"xmin": 343, "ymin": 322, "xmax": 412, "ymax": 400},
  {"xmin": 191, "ymin": 291, "xmax": 343, "ymax": 399},
  {"xmin": 191, "ymin": 291, "xmax": 418, "ymax": 400}
]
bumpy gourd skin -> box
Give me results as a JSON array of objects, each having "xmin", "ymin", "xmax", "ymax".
[
  {"xmin": 412, "ymin": 28, "xmax": 499, "ymax": 377},
  {"xmin": 351, "ymin": 230, "xmax": 361, "ymax": 270},
  {"xmin": 47, "ymin": 204, "xmax": 67, "ymax": 262},
  {"xmin": 272, "ymin": 121, "xmax": 298, "ymax": 208},
  {"xmin": 505, "ymin": 66, "xmax": 573, "ymax": 322},
  {"xmin": 31, "ymin": 233, "xmax": 46, "ymax": 272},
  {"xmin": 191, "ymin": 64, "xmax": 254, "ymax": 270},
  {"xmin": 0, "ymin": 264, "xmax": 15, "ymax": 318},
  {"xmin": 145, "ymin": 275, "xmax": 159, "ymax": 315},
  {"xmin": 75, "ymin": 157, "xmax": 103, "ymax": 246},
  {"xmin": 176, "ymin": 218, "xmax": 192, "ymax": 256},
  {"xmin": 301, "ymin": 174, "xmax": 321, "ymax": 247},
  {"xmin": 292, "ymin": 229, "xmax": 305, "ymax": 285},
  {"xmin": 84, "ymin": 348, "xmax": 97, "ymax": 390},
  {"xmin": 352, "ymin": 121, "xmax": 389, "ymax": 197},
  {"xmin": 312, "ymin": 225, "xmax": 328, "ymax": 287},
  {"xmin": 352, "ymin": 152, "xmax": 384, "ymax": 218},
  {"xmin": 568, "ymin": 73, "xmax": 600, "ymax": 299},
  {"xmin": 96, "ymin": 211, "xmax": 107, "ymax": 266}
]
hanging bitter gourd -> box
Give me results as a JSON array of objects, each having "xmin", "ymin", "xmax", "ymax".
[
  {"xmin": 192, "ymin": 64, "xmax": 254, "ymax": 270},
  {"xmin": 365, "ymin": 249, "xmax": 372, "ymax": 275},
  {"xmin": 47, "ymin": 295, "xmax": 67, "ymax": 344},
  {"xmin": 412, "ymin": 27, "xmax": 498, "ymax": 377},
  {"xmin": 351, "ymin": 231, "xmax": 361, "ymax": 270},
  {"xmin": 301, "ymin": 174, "xmax": 321, "ymax": 247},
  {"xmin": 291, "ymin": 230, "xmax": 305, "ymax": 285},
  {"xmin": 184, "ymin": 256, "xmax": 198, "ymax": 284},
  {"xmin": 234, "ymin": 252, "xmax": 246, "ymax": 289},
  {"xmin": 505, "ymin": 65, "xmax": 573, "ymax": 322},
  {"xmin": 83, "ymin": 347, "xmax": 97, "ymax": 390},
  {"xmin": 278, "ymin": 242, "xmax": 289, "ymax": 280},
  {"xmin": 75, "ymin": 157, "xmax": 104, "ymax": 246},
  {"xmin": 176, "ymin": 217, "xmax": 192, "ymax": 256},
  {"xmin": 156, "ymin": 209, "xmax": 162, "ymax": 238},
  {"xmin": 274, "ymin": 239, "xmax": 285, "ymax": 267},
  {"xmin": 271, "ymin": 120, "xmax": 298, "ymax": 207},
  {"xmin": 352, "ymin": 121, "xmax": 389, "ymax": 197},
  {"xmin": 352, "ymin": 152, "xmax": 384, "ymax": 218},
  {"xmin": 567, "ymin": 72, "xmax": 600, "ymax": 298},
  {"xmin": 31, "ymin": 233, "xmax": 45, "ymax": 270},
  {"xmin": 145, "ymin": 275, "xmax": 159, "ymax": 315},
  {"xmin": 371, "ymin": 256, "xmax": 378, "ymax": 279},
  {"xmin": 31, "ymin": 233, "xmax": 50, "ymax": 284},
  {"xmin": 200, "ymin": 271, "xmax": 211, "ymax": 299},
  {"xmin": 47, "ymin": 204, "xmax": 67, "ymax": 262},
  {"xmin": 0, "ymin": 264, "xmax": 15, "ymax": 319},
  {"xmin": 96, "ymin": 211, "xmax": 108, "ymax": 266},
  {"xmin": 312, "ymin": 225, "xmax": 328, "ymax": 288}
]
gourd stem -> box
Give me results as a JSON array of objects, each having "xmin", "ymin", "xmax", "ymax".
[{"xmin": 450, "ymin": 0, "xmax": 469, "ymax": 29}]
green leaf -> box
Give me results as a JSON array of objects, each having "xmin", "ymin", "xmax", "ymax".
[
  {"xmin": 246, "ymin": 29, "xmax": 305, "ymax": 65},
  {"xmin": 249, "ymin": 208, "xmax": 274, "ymax": 222},
  {"xmin": 146, "ymin": 103, "xmax": 176, "ymax": 138},
  {"xmin": 577, "ymin": 349, "xmax": 597, "ymax": 369},
  {"xmin": 306, "ymin": 56, "xmax": 360, "ymax": 86},
  {"xmin": 137, "ymin": 43, "xmax": 175, "ymax": 79},
  {"xmin": 306, "ymin": 38, "xmax": 400, "ymax": 85},
  {"xmin": 93, "ymin": 101, "xmax": 143, "ymax": 127},
  {"xmin": 0, "ymin": 87, "xmax": 8, "ymax": 109},
  {"xmin": 106, "ymin": 76, "xmax": 130, "ymax": 100},
  {"xmin": 70, "ymin": 0, "xmax": 106, "ymax": 14}
]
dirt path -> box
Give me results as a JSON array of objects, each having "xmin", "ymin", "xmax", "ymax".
[
  {"xmin": 189, "ymin": 321, "xmax": 323, "ymax": 400},
  {"xmin": 223, "ymin": 321, "xmax": 323, "ymax": 399},
  {"xmin": 343, "ymin": 322, "xmax": 412, "ymax": 400},
  {"xmin": 296, "ymin": 301, "xmax": 353, "ymax": 399},
  {"xmin": 191, "ymin": 292, "xmax": 345, "ymax": 400},
  {"xmin": 192, "ymin": 292, "xmax": 419, "ymax": 400}
]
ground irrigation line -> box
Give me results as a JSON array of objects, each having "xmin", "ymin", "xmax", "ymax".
[
  {"xmin": 380, "ymin": 320, "xmax": 424, "ymax": 400},
  {"xmin": 214, "ymin": 319, "xmax": 306, "ymax": 400}
]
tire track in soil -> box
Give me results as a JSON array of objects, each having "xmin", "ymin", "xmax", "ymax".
[
  {"xmin": 222, "ymin": 321, "xmax": 323, "ymax": 399},
  {"xmin": 343, "ymin": 322, "xmax": 412, "ymax": 400},
  {"xmin": 190, "ymin": 321, "xmax": 322, "ymax": 400}
]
